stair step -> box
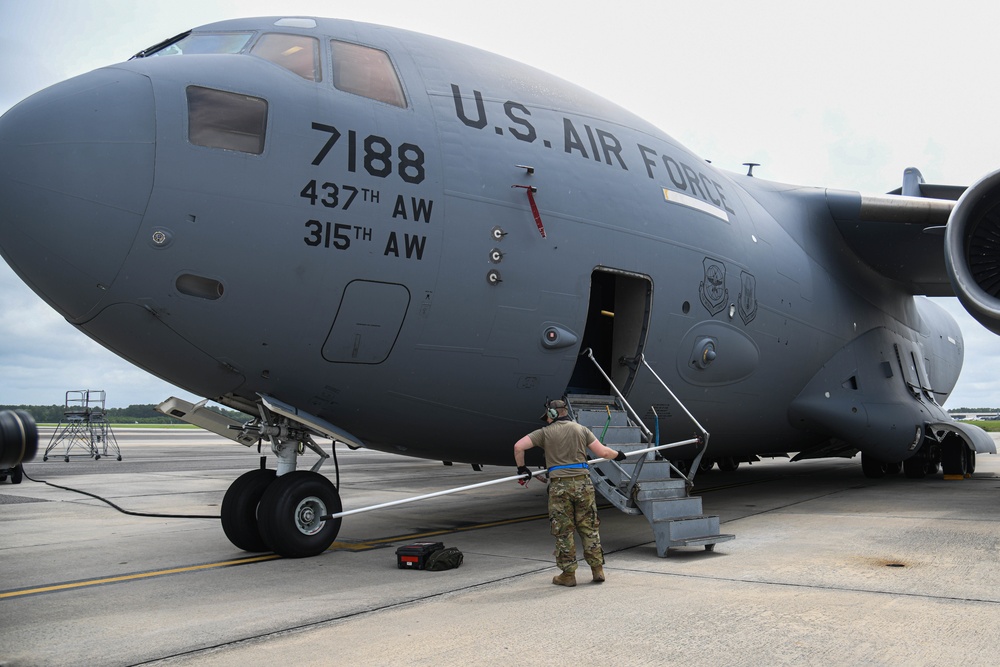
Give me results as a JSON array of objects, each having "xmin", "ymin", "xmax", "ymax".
[
  {"xmin": 656, "ymin": 514, "xmax": 720, "ymax": 536},
  {"xmin": 619, "ymin": 460, "xmax": 679, "ymax": 481},
  {"xmin": 591, "ymin": 462, "xmax": 685, "ymax": 491},
  {"xmin": 645, "ymin": 499, "xmax": 704, "ymax": 520},
  {"xmin": 567, "ymin": 394, "xmax": 618, "ymax": 408},
  {"xmin": 671, "ymin": 533, "xmax": 736, "ymax": 549},
  {"xmin": 632, "ymin": 479, "xmax": 688, "ymax": 494},
  {"xmin": 638, "ymin": 496, "xmax": 702, "ymax": 518},
  {"xmin": 574, "ymin": 392, "xmax": 734, "ymax": 557},
  {"xmin": 596, "ymin": 428, "xmax": 644, "ymax": 445},
  {"xmin": 649, "ymin": 515, "xmax": 727, "ymax": 557},
  {"xmin": 576, "ymin": 414, "xmax": 635, "ymax": 429}
]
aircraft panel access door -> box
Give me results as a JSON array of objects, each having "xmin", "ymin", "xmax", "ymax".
[
  {"xmin": 568, "ymin": 269, "xmax": 652, "ymax": 396},
  {"xmin": 322, "ymin": 280, "xmax": 410, "ymax": 364}
]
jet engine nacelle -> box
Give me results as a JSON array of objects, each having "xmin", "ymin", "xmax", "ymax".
[
  {"xmin": 945, "ymin": 168, "xmax": 1000, "ymax": 335},
  {"xmin": 0, "ymin": 409, "xmax": 38, "ymax": 469}
]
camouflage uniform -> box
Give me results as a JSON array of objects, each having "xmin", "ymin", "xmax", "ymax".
[
  {"xmin": 527, "ymin": 418, "xmax": 605, "ymax": 574},
  {"xmin": 548, "ymin": 475, "xmax": 604, "ymax": 573}
]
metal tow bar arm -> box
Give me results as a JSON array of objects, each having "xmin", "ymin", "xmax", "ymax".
[{"xmin": 319, "ymin": 438, "xmax": 698, "ymax": 521}]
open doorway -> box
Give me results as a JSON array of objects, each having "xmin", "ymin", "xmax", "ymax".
[{"xmin": 568, "ymin": 268, "xmax": 652, "ymax": 396}]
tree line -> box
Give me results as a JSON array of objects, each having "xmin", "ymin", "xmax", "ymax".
[{"xmin": 0, "ymin": 403, "xmax": 247, "ymax": 425}]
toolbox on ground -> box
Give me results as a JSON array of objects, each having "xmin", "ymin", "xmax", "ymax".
[{"xmin": 395, "ymin": 541, "xmax": 444, "ymax": 569}]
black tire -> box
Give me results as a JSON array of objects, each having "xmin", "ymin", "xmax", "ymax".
[
  {"xmin": 967, "ymin": 450, "xmax": 977, "ymax": 475},
  {"xmin": 717, "ymin": 457, "xmax": 740, "ymax": 472},
  {"xmin": 861, "ymin": 454, "xmax": 888, "ymax": 479},
  {"xmin": 221, "ymin": 469, "xmax": 276, "ymax": 552},
  {"xmin": 258, "ymin": 471, "xmax": 342, "ymax": 558},
  {"xmin": 903, "ymin": 456, "xmax": 926, "ymax": 479},
  {"xmin": 941, "ymin": 438, "xmax": 967, "ymax": 477},
  {"xmin": 11, "ymin": 464, "xmax": 22, "ymax": 484}
]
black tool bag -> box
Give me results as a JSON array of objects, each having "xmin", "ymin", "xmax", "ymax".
[
  {"xmin": 425, "ymin": 546, "xmax": 464, "ymax": 571},
  {"xmin": 396, "ymin": 541, "xmax": 445, "ymax": 569}
]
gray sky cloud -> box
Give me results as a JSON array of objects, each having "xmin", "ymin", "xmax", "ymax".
[{"xmin": 1, "ymin": 0, "xmax": 998, "ymax": 408}]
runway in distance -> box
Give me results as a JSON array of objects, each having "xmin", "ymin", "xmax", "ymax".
[{"xmin": 1, "ymin": 16, "xmax": 997, "ymax": 558}]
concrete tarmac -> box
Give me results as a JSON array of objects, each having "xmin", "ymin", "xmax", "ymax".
[{"xmin": 2, "ymin": 428, "xmax": 999, "ymax": 666}]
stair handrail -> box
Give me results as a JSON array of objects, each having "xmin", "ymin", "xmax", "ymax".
[
  {"xmin": 579, "ymin": 348, "xmax": 653, "ymax": 443},
  {"xmin": 578, "ymin": 349, "xmax": 712, "ymax": 487},
  {"xmin": 578, "ymin": 349, "xmax": 687, "ymax": 490},
  {"xmin": 638, "ymin": 353, "xmax": 711, "ymax": 484},
  {"xmin": 639, "ymin": 354, "xmax": 708, "ymax": 440}
]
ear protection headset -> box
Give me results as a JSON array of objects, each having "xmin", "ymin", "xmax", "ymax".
[{"xmin": 546, "ymin": 404, "xmax": 559, "ymax": 419}]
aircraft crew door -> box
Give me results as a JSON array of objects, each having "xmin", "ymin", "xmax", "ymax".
[{"xmin": 568, "ymin": 268, "xmax": 652, "ymax": 396}]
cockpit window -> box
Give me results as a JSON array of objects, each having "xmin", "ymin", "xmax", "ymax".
[
  {"xmin": 145, "ymin": 32, "xmax": 254, "ymax": 57},
  {"xmin": 250, "ymin": 34, "xmax": 321, "ymax": 81},
  {"xmin": 330, "ymin": 40, "xmax": 406, "ymax": 108},
  {"xmin": 186, "ymin": 86, "xmax": 268, "ymax": 155}
]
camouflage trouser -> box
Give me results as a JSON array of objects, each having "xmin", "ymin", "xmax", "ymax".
[{"xmin": 548, "ymin": 475, "xmax": 604, "ymax": 573}]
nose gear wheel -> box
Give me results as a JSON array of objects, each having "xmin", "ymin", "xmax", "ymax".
[
  {"xmin": 257, "ymin": 470, "xmax": 342, "ymax": 558},
  {"xmin": 221, "ymin": 468, "xmax": 276, "ymax": 552}
]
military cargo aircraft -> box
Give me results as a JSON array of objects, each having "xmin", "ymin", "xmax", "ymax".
[{"xmin": 1, "ymin": 16, "xmax": 996, "ymax": 557}]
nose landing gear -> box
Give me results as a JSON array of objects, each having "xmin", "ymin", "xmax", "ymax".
[{"xmin": 220, "ymin": 404, "xmax": 344, "ymax": 558}]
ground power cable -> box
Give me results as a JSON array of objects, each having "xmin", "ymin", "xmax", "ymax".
[{"xmin": 20, "ymin": 465, "xmax": 221, "ymax": 520}]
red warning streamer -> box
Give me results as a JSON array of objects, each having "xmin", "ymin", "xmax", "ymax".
[{"xmin": 512, "ymin": 185, "xmax": 545, "ymax": 238}]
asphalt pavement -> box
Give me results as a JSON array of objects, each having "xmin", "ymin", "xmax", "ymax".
[{"xmin": 2, "ymin": 428, "xmax": 999, "ymax": 666}]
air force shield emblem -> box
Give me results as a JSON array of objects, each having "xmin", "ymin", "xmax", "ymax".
[
  {"xmin": 738, "ymin": 270, "xmax": 758, "ymax": 325},
  {"xmin": 699, "ymin": 258, "xmax": 728, "ymax": 316}
]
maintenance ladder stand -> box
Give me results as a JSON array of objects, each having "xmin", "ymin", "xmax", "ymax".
[
  {"xmin": 572, "ymin": 351, "xmax": 733, "ymax": 556},
  {"xmin": 43, "ymin": 390, "xmax": 122, "ymax": 462}
]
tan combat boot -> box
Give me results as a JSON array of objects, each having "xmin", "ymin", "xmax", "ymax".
[
  {"xmin": 552, "ymin": 571, "xmax": 577, "ymax": 587},
  {"xmin": 591, "ymin": 566, "xmax": 606, "ymax": 583}
]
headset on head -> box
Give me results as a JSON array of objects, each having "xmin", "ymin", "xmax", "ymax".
[{"xmin": 545, "ymin": 400, "xmax": 561, "ymax": 420}]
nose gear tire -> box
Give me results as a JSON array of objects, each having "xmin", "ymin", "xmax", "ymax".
[
  {"xmin": 221, "ymin": 468, "xmax": 277, "ymax": 552},
  {"xmin": 257, "ymin": 471, "xmax": 343, "ymax": 558}
]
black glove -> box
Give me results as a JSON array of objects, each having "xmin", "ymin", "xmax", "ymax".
[
  {"xmin": 614, "ymin": 450, "xmax": 627, "ymax": 462},
  {"xmin": 516, "ymin": 465, "xmax": 533, "ymax": 480}
]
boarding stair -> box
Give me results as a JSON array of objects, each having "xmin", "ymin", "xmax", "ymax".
[{"xmin": 568, "ymin": 351, "xmax": 734, "ymax": 556}]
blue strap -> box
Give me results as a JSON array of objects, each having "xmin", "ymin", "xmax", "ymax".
[{"xmin": 547, "ymin": 462, "xmax": 589, "ymax": 473}]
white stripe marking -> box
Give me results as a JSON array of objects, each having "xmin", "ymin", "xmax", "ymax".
[{"xmin": 662, "ymin": 188, "xmax": 729, "ymax": 222}]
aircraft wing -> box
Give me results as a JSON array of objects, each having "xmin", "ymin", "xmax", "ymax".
[{"xmin": 825, "ymin": 188, "xmax": 958, "ymax": 297}]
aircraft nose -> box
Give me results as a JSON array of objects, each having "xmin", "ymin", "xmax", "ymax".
[{"xmin": 0, "ymin": 67, "xmax": 155, "ymax": 322}]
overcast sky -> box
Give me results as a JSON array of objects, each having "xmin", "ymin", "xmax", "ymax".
[{"xmin": 1, "ymin": 0, "xmax": 998, "ymax": 408}]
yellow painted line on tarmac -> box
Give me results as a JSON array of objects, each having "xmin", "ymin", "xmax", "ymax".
[
  {"xmin": 3, "ymin": 513, "xmax": 551, "ymax": 599},
  {"xmin": 0, "ymin": 554, "xmax": 280, "ymax": 600}
]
